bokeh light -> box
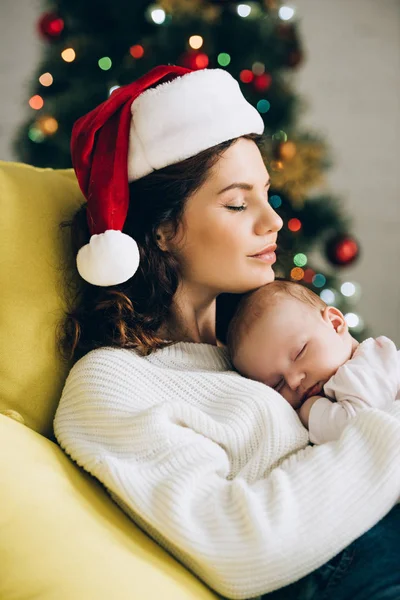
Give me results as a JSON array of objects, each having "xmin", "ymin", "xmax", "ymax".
[
  {"xmin": 252, "ymin": 62, "xmax": 265, "ymax": 75},
  {"xmin": 189, "ymin": 35, "xmax": 203, "ymax": 49},
  {"xmin": 303, "ymin": 268, "xmax": 315, "ymax": 284},
  {"xmin": 341, "ymin": 282, "xmax": 356, "ymax": 297},
  {"xmin": 279, "ymin": 5, "xmax": 295, "ymax": 20},
  {"xmin": 269, "ymin": 195, "xmax": 282, "ymax": 209},
  {"xmin": 272, "ymin": 130, "xmax": 288, "ymax": 142},
  {"xmin": 38, "ymin": 116, "xmax": 58, "ymax": 134},
  {"xmin": 218, "ymin": 53, "xmax": 231, "ymax": 66},
  {"xmin": 61, "ymin": 48, "xmax": 76, "ymax": 62},
  {"xmin": 29, "ymin": 95, "xmax": 44, "ymax": 110},
  {"xmin": 130, "ymin": 45, "xmax": 144, "ymax": 58},
  {"xmin": 291, "ymin": 268, "xmax": 304, "ymax": 281},
  {"xmin": 150, "ymin": 8, "xmax": 166, "ymax": 24},
  {"xmin": 237, "ymin": 4, "xmax": 252, "ymax": 17},
  {"xmin": 240, "ymin": 69, "xmax": 254, "ymax": 83},
  {"xmin": 269, "ymin": 160, "xmax": 284, "ymax": 171},
  {"xmin": 38, "ymin": 72, "xmax": 53, "ymax": 87},
  {"xmin": 320, "ymin": 288, "xmax": 336, "ymax": 305},
  {"xmin": 98, "ymin": 57, "xmax": 112, "ymax": 70},
  {"xmin": 257, "ymin": 99, "xmax": 270, "ymax": 113},
  {"xmin": 28, "ymin": 126, "xmax": 45, "ymax": 143},
  {"xmin": 345, "ymin": 312, "xmax": 364, "ymax": 333},
  {"xmin": 288, "ymin": 218, "xmax": 301, "ymax": 232},
  {"xmin": 294, "ymin": 253, "xmax": 307, "ymax": 267},
  {"xmin": 312, "ymin": 274, "xmax": 326, "ymax": 288},
  {"xmin": 194, "ymin": 53, "xmax": 209, "ymax": 69}
]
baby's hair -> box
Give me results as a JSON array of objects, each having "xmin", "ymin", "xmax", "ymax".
[{"xmin": 226, "ymin": 279, "xmax": 327, "ymax": 361}]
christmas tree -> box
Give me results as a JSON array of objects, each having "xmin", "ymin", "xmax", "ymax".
[{"xmin": 13, "ymin": 0, "xmax": 366, "ymax": 340}]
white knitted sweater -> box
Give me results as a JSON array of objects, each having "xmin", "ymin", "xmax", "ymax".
[{"xmin": 54, "ymin": 342, "xmax": 400, "ymax": 599}]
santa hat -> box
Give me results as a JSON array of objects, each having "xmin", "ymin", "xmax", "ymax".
[{"xmin": 71, "ymin": 64, "xmax": 264, "ymax": 287}]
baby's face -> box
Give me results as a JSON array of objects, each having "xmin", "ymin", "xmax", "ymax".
[{"xmin": 233, "ymin": 297, "xmax": 354, "ymax": 410}]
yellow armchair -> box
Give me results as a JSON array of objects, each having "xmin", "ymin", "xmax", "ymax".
[{"xmin": 0, "ymin": 161, "xmax": 220, "ymax": 600}]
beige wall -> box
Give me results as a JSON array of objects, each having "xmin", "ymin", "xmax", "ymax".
[
  {"xmin": 1, "ymin": 0, "xmax": 399, "ymax": 343},
  {"xmin": 0, "ymin": 0, "xmax": 42, "ymax": 162}
]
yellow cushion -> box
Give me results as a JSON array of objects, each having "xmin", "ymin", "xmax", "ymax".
[
  {"xmin": 0, "ymin": 415, "xmax": 218, "ymax": 600},
  {"xmin": 0, "ymin": 161, "xmax": 218, "ymax": 599},
  {"xmin": 0, "ymin": 161, "xmax": 81, "ymax": 437}
]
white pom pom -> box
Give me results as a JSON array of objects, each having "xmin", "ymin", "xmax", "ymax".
[{"xmin": 76, "ymin": 230, "xmax": 140, "ymax": 286}]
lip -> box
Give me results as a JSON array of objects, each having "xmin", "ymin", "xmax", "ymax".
[
  {"xmin": 301, "ymin": 382, "xmax": 322, "ymax": 403},
  {"xmin": 249, "ymin": 243, "xmax": 277, "ymax": 257}
]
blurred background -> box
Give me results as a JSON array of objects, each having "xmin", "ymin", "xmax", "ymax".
[{"xmin": 1, "ymin": 0, "xmax": 399, "ymax": 344}]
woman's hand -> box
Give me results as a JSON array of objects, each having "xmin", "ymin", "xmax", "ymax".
[{"xmin": 297, "ymin": 395, "xmax": 325, "ymax": 428}]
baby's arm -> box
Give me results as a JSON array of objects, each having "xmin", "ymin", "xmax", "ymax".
[{"xmin": 304, "ymin": 336, "xmax": 399, "ymax": 444}]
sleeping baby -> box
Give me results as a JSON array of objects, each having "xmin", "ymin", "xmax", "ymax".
[{"xmin": 227, "ymin": 279, "xmax": 400, "ymax": 444}]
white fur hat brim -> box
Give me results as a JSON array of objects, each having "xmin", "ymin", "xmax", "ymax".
[{"xmin": 127, "ymin": 68, "xmax": 264, "ymax": 182}]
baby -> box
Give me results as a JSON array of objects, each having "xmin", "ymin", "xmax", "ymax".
[{"xmin": 227, "ymin": 279, "xmax": 400, "ymax": 444}]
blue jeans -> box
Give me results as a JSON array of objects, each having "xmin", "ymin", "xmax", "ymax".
[{"xmin": 260, "ymin": 505, "xmax": 400, "ymax": 600}]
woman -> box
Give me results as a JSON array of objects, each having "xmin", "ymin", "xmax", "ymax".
[{"xmin": 55, "ymin": 65, "xmax": 400, "ymax": 600}]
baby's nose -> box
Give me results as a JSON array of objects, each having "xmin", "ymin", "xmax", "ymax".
[{"xmin": 287, "ymin": 371, "xmax": 305, "ymax": 391}]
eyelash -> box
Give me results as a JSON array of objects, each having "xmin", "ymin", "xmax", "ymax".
[
  {"xmin": 225, "ymin": 204, "xmax": 246, "ymax": 212},
  {"xmin": 224, "ymin": 186, "xmax": 271, "ymax": 212},
  {"xmin": 297, "ymin": 344, "xmax": 307, "ymax": 360},
  {"xmin": 273, "ymin": 344, "xmax": 307, "ymax": 391}
]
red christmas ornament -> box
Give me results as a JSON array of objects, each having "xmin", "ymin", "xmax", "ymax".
[
  {"xmin": 253, "ymin": 73, "xmax": 272, "ymax": 92},
  {"xmin": 325, "ymin": 234, "xmax": 360, "ymax": 267},
  {"xmin": 37, "ymin": 12, "xmax": 65, "ymax": 41}
]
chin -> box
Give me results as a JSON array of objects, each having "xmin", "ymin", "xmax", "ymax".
[
  {"xmin": 218, "ymin": 267, "xmax": 276, "ymax": 295},
  {"xmin": 251, "ymin": 278, "xmax": 276, "ymax": 294},
  {"xmin": 250, "ymin": 270, "xmax": 276, "ymax": 289}
]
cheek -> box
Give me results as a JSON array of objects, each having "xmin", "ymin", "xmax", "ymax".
[
  {"xmin": 203, "ymin": 217, "xmax": 244, "ymax": 252},
  {"xmin": 183, "ymin": 216, "xmax": 246, "ymax": 267},
  {"xmin": 314, "ymin": 333, "xmax": 348, "ymax": 373}
]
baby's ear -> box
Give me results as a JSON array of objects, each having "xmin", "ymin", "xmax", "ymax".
[{"xmin": 322, "ymin": 306, "xmax": 347, "ymax": 334}]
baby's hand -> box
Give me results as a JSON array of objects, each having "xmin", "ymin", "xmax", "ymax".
[{"xmin": 297, "ymin": 395, "xmax": 324, "ymax": 428}]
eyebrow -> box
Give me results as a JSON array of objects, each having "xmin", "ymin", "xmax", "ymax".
[{"xmin": 217, "ymin": 178, "xmax": 271, "ymax": 195}]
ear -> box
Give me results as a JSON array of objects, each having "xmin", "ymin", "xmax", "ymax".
[
  {"xmin": 155, "ymin": 223, "xmax": 173, "ymax": 252},
  {"xmin": 321, "ymin": 306, "xmax": 348, "ymax": 335}
]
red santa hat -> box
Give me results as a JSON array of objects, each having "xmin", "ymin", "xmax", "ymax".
[{"xmin": 71, "ymin": 64, "xmax": 264, "ymax": 287}]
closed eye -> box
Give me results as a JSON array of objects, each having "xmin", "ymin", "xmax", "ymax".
[
  {"xmin": 273, "ymin": 343, "xmax": 307, "ymax": 391},
  {"xmin": 296, "ymin": 343, "xmax": 307, "ymax": 360},
  {"xmin": 225, "ymin": 204, "xmax": 247, "ymax": 212}
]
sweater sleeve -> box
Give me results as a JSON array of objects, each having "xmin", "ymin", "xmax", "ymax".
[{"xmin": 54, "ymin": 354, "xmax": 400, "ymax": 600}]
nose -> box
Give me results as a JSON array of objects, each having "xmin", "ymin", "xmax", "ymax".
[
  {"xmin": 254, "ymin": 200, "xmax": 283, "ymax": 236},
  {"xmin": 286, "ymin": 369, "xmax": 306, "ymax": 393}
]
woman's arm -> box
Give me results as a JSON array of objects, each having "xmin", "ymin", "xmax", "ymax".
[{"xmin": 54, "ymin": 354, "xmax": 400, "ymax": 600}]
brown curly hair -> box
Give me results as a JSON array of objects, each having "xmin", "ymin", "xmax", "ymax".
[{"xmin": 57, "ymin": 133, "xmax": 268, "ymax": 363}]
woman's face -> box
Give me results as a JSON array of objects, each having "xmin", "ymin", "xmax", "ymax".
[{"xmin": 164, "ymin": 138, "xmax": 284, "ymax": 295}]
